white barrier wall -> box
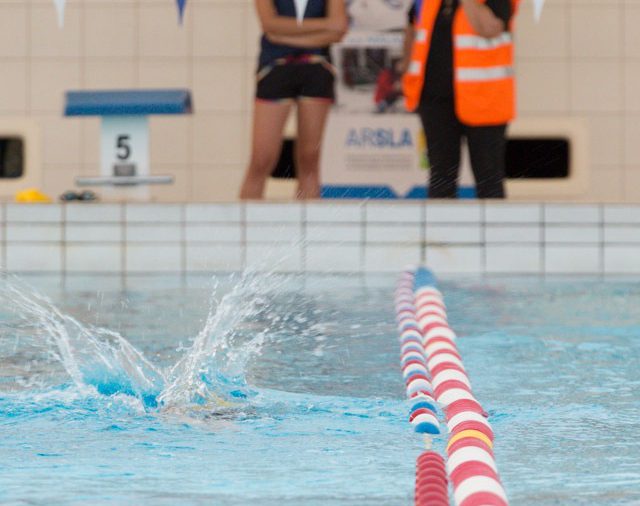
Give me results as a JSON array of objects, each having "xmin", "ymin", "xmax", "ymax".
[{"xmin": 1, "ymin": 202, "xmax": 639, "ymax": 274}]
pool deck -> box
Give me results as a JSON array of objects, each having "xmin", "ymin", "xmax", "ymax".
[{"xmin": 0, "ymin": 201, "xmax": 639, "ymax": 274}]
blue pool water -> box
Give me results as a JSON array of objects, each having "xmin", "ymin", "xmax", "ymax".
[{"xmin": 1, "ymin": 273, "xmax": 639, "ymax": 505}]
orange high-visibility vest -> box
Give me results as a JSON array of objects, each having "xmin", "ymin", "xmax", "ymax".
[{"xmin": 403, "ymin": 0, "xmax": 517, "ymax": 126}]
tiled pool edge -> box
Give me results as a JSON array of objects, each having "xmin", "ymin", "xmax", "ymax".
[{"xmin": 0, "ymin": 202, "xmax": 639, "ymax": 274}]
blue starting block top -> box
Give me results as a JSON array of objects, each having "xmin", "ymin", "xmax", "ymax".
[{"xmin": 64, "ymin": 89, "xmax": 192, "ymax": 116}]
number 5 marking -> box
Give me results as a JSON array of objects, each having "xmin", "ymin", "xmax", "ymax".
[{"xmin": 117, "ymin": 135, "xmax": 131, "ymax": 160}]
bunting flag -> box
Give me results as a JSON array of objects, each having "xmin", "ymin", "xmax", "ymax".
[
  {"xmin": 176, "ymin": 0, "xmax": 187, "ymax": 24},
  {"xmin": 293, "ymin": 0, "xmax": 309, "ymax": 24},
  {"xmin": 533, "ymin": 0, "xmax": 545, "ymax": 22},
  {"xmin": 53, "ymin": 0, "xmax": 66, "ymax": 27}
]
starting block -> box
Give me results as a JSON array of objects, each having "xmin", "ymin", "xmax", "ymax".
[{"xmin": 64, "ymin": 89, "xmax": 193, "ymax": 198}]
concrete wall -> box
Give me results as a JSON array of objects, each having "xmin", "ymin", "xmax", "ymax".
[{"xmin": 0, "ymin": 0, "xmax": 638, "ymax": 202}]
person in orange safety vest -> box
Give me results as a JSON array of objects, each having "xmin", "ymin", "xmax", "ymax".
[{"xmin": 402, "ymin": 0, "xmax": 518, "ymax": 198}]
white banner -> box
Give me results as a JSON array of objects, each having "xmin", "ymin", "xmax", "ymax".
[
  {"xmin": 321, "ymin": 0, "xmax": 474, "ymax": 197},
  {"xmin": 321, "ymin": 114, "xmax": 473, "ymax": 198},
  {"xmin": 322, "ymin": 114, "xmax": 427, "ymax": 197},
  {"xmin": 346, "ymin": 0, "xmax": 412, "ymax": 31}
]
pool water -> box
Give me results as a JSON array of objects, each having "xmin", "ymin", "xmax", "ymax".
[{"xmin": 1, "ymin": 273, "xmax": 639, "ymax": 505}]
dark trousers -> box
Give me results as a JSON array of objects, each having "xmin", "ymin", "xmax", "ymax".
[{"xmin": 417, "ymin": 98, "xmax": 507, "ymax": 199}]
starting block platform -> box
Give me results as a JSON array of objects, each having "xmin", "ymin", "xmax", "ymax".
[{"xmin": 64, "ymin": 89, "xmax": 193, "ymax": 195}]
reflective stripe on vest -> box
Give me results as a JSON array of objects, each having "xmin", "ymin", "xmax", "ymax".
[
  {"xmin": 455, "ymin": 32, "xmax": 512, "ymax": 50},
  {"xmin": 452, "ymin": 3, "xmax": 516, "ymax": 125},
  {"xmin": 456, "ymin": 65, "xmax": 514, "ymax": 82},
  {"xmin": 408, "ymin": 60, "xmax": 423, "ymax": 75},
  {"xmin": 416, "ymin": 28, "xmax": 428, "ymax": 43}
]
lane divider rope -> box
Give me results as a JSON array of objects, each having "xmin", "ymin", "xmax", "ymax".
[
  {"xmin": 412, "ymin": 267, "xmax": 509, "ymax": 506},
  {"xmin": 395, "ymin": 269, "xmax": 448, "ymax": 506}
]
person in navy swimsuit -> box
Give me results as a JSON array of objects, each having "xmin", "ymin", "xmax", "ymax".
[{"xmin": 239, "ymin": 0, "xmax": 348, "ymax": 200}]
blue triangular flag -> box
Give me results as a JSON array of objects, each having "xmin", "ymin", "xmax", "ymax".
[{"xmin": 177, "ymin": 0, "xmax": 187, "ymax": 24}]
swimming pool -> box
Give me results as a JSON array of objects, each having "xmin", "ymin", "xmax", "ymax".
[{"xmin": 1, "ymin": 273, "xmax": 639, "ymax": 505}]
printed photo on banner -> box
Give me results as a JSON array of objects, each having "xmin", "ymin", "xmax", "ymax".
[
  {"xmin": 322, "ymin": 0, "xmax": 440, "ymax": 199},
  {"xmin": 335, "ymin": 0, "xmax": 413, "ymax": 115},
  {"xmin": 320, "ymin": 0, "xmax": 475, "ymax": 199}
]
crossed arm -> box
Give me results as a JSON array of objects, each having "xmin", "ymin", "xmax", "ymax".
[
  {"xmin": 255, "ymin": 0, "xmax": 348, "ymax": 48},
  {"xmin": 459, "ymin": 0, "xmax": 506, "ymax": 38}
]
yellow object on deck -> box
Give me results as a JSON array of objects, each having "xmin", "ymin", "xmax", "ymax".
[{"xmin": 15, "ymin": 188, "xmax": 52, "ymax": 203}]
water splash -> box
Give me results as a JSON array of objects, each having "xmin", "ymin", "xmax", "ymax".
[
  {"xmin": 0, "ymin": 273, "xmax": 165, "ymax": 406},
  {"xmin": 158, "ymin": 269, "xmax": 289, "ymax": 412},
  {"xmin": 0, "ymin": 269, "xmax": 290, "ymax": 414}
]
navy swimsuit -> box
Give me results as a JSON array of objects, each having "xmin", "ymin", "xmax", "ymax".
[
  {"xmin": 258, "ymin": 0, "xmax": 330, "ymax": 69},
  {"xmin": 256, "ymin": 0, "xmax": 336, "ymax": 101}
]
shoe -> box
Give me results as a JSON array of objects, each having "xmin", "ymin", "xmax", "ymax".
[{"xmin": 59, "ymin": 190, "xmax": 98, "ymax": 202}]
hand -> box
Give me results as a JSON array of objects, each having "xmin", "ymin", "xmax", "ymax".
[{"xmin": 265, "ymin": 32, "xmax": 285, "ymax": 44}]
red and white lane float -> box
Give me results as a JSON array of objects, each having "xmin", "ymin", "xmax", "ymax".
[
  {"xmin": 415, "ymin": 451, "xmax": 449, "ymax": 506},
  {"xmin": 413, "ymin": 267, "xmax": 509, "ymax": 506},
  {"xmin": 395, "ymin": 270, "xmax": 448, "ymax": 506},
  {"xmin": 395, "ymin": 270, "xmax": 440, "ymax": 436}
]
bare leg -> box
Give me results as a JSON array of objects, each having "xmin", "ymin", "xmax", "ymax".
[
  {"xmin": 295, "ymin": 98, "xmax": 332, "ymax": 200},
  {"xmin": 240, "ymin": 100, "xmax": 293, "ymax": 200}
]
